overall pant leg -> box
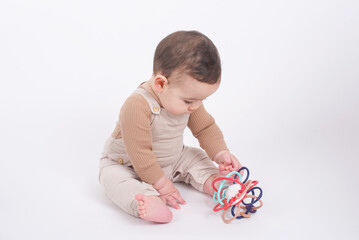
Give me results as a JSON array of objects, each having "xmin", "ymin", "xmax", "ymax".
[{"xmin": 99, "ymin": 137, "xmax": 159, "ymax": 218}]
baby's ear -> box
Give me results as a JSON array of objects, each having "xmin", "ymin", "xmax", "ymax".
[{"xmin": 153, "ymin": 75, "xmax": 168, "ymax": 92}]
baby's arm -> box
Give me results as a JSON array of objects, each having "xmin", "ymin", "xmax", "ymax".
[
  {"xmin": 120, "ymin": 94, "xmax": 165, "ymax": 184},
  {"xmin": 120, "ymin": 94, "xmax": 186, "ymax": 207},
  {"xmin": 188, "ymin": 104, "xmax": 242, "ymax": 175},
  {"xmin": 187, "ymin": 104, "xmax": 228, "ymax": 160}
]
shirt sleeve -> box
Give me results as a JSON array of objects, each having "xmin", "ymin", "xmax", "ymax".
[
  {"xmin": 119, "ymin": 94, "xmax": 165, "ymax": 184},
  {"xmin": 187, "ymin": 104, "xmax": 228, "ymax": 160}
]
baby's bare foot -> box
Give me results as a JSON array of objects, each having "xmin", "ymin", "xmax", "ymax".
[
  {"xmin": 204, "ymin": 174, "xmax": 235, "ymax": 196},
  {"xmin": 135, "ymin": 194, "xmax": 172, "ymax": 223}
]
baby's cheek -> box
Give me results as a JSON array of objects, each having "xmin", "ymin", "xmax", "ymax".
[{"xmin": 168, "ymin": 105, "xmax": 186, "ymax": 115}]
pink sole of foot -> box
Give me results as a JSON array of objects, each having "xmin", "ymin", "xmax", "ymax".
[{"xmin": 135, "ymin": 194, "xmax": 173, "ymax": 223}]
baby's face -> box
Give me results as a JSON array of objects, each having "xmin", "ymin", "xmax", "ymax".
[{"xmin": 158, "ymin": 73, "xmax": 220, "ymax": 115}]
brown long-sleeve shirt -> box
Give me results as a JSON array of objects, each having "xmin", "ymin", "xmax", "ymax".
[{"xmin": 111, "ymin": 89, "xmax": 228, "ymax": 184}]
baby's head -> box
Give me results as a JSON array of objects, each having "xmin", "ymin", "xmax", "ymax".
[{"xmin": 151, "ymin": 30, "xmax": 221, "ymax": 115}]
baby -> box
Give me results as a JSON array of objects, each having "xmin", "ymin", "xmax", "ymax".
[{"xmin": 99, "ymin": 30, "xmax": 242, "ymax": 223}]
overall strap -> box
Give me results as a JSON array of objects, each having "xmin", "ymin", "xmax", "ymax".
[{"xmin": 132, "ymin": 88, "xmax": 161, "ymax": 115}]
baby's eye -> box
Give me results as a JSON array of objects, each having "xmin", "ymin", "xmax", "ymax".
[{"xmin": 184, "ymin": 100, "xmax": 193, "ymax": 105}]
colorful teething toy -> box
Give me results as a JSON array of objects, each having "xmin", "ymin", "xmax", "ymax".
[{"xmin": 212, "ymin": 167, "xmax": 263, "ymax": 223}]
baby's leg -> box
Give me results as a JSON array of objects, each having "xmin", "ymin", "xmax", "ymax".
[
  {"xmin": 171, "ymin": 146, "xmax": 219, "ymax": 194},
  {"xmin": 99, "ymin": 158, "xmax": 172, "ymax": 223},
  {"xmin": 171, "ymin": 146, "xmax": 236, "ymax": 197},
  {"xmin": 135, "ymin": 194, "xmax": 172, "ymax": 223},
  {"xmin": 204, "ymin": 170, "xmax": 240, "ymax": 196}
]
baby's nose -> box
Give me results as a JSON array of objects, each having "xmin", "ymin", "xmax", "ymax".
[
  {"xmin": 188, "ymin": 106, "xmax": 197, "ymax": 112},
  {"xmin": 188, "ymin": 102, "xmax": 202, "ymax": 112}
]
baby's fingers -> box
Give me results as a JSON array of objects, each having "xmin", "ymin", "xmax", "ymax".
[
  {"xmin": 173, "ymin": 191, "xmax": 186, "ymax": 205},
  {"xmin": 166, "ymin": 195, "xmax": 180, "ymax": 209},
  {"xmin": 219, "ymin": 164, "xmax": 227, "ymax": 171},
  {"xmin": 219, "ymin": 169, "xmax": 230, "ymax": 176}
]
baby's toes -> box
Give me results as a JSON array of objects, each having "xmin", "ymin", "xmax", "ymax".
[
  {"xmin": 138, "ymin": 208, "xmax": 146, "ymax": 217},
  {"xmin": 137, "ymin": 200, "xmax": 144, "ymax": 207},
  {"xmin": 137, "ymin": 202, "xmax": 146, "ymax": 216}
]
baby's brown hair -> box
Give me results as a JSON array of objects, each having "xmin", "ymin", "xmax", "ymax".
[{"xmin": 153, "ymin": 30, "xmax": 221, "ymax": 84}]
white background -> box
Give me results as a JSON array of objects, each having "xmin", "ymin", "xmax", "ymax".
[{"xmin": 1, "ymin": 0, "xmax": 358, "ymax": 239}]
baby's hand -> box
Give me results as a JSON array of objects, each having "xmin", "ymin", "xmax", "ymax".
[
  {"xmin": 214, "ymin": 150, "xmax": 242, "ymax": 176},
  {"xmin": 153, "ymin": 175, "xmax": 186, "ymax": 209}
]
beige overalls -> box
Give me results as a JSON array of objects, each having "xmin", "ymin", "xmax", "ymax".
[{"xmin": 99, "ymin": 88, "xmax": 218, "ymax": 217}]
